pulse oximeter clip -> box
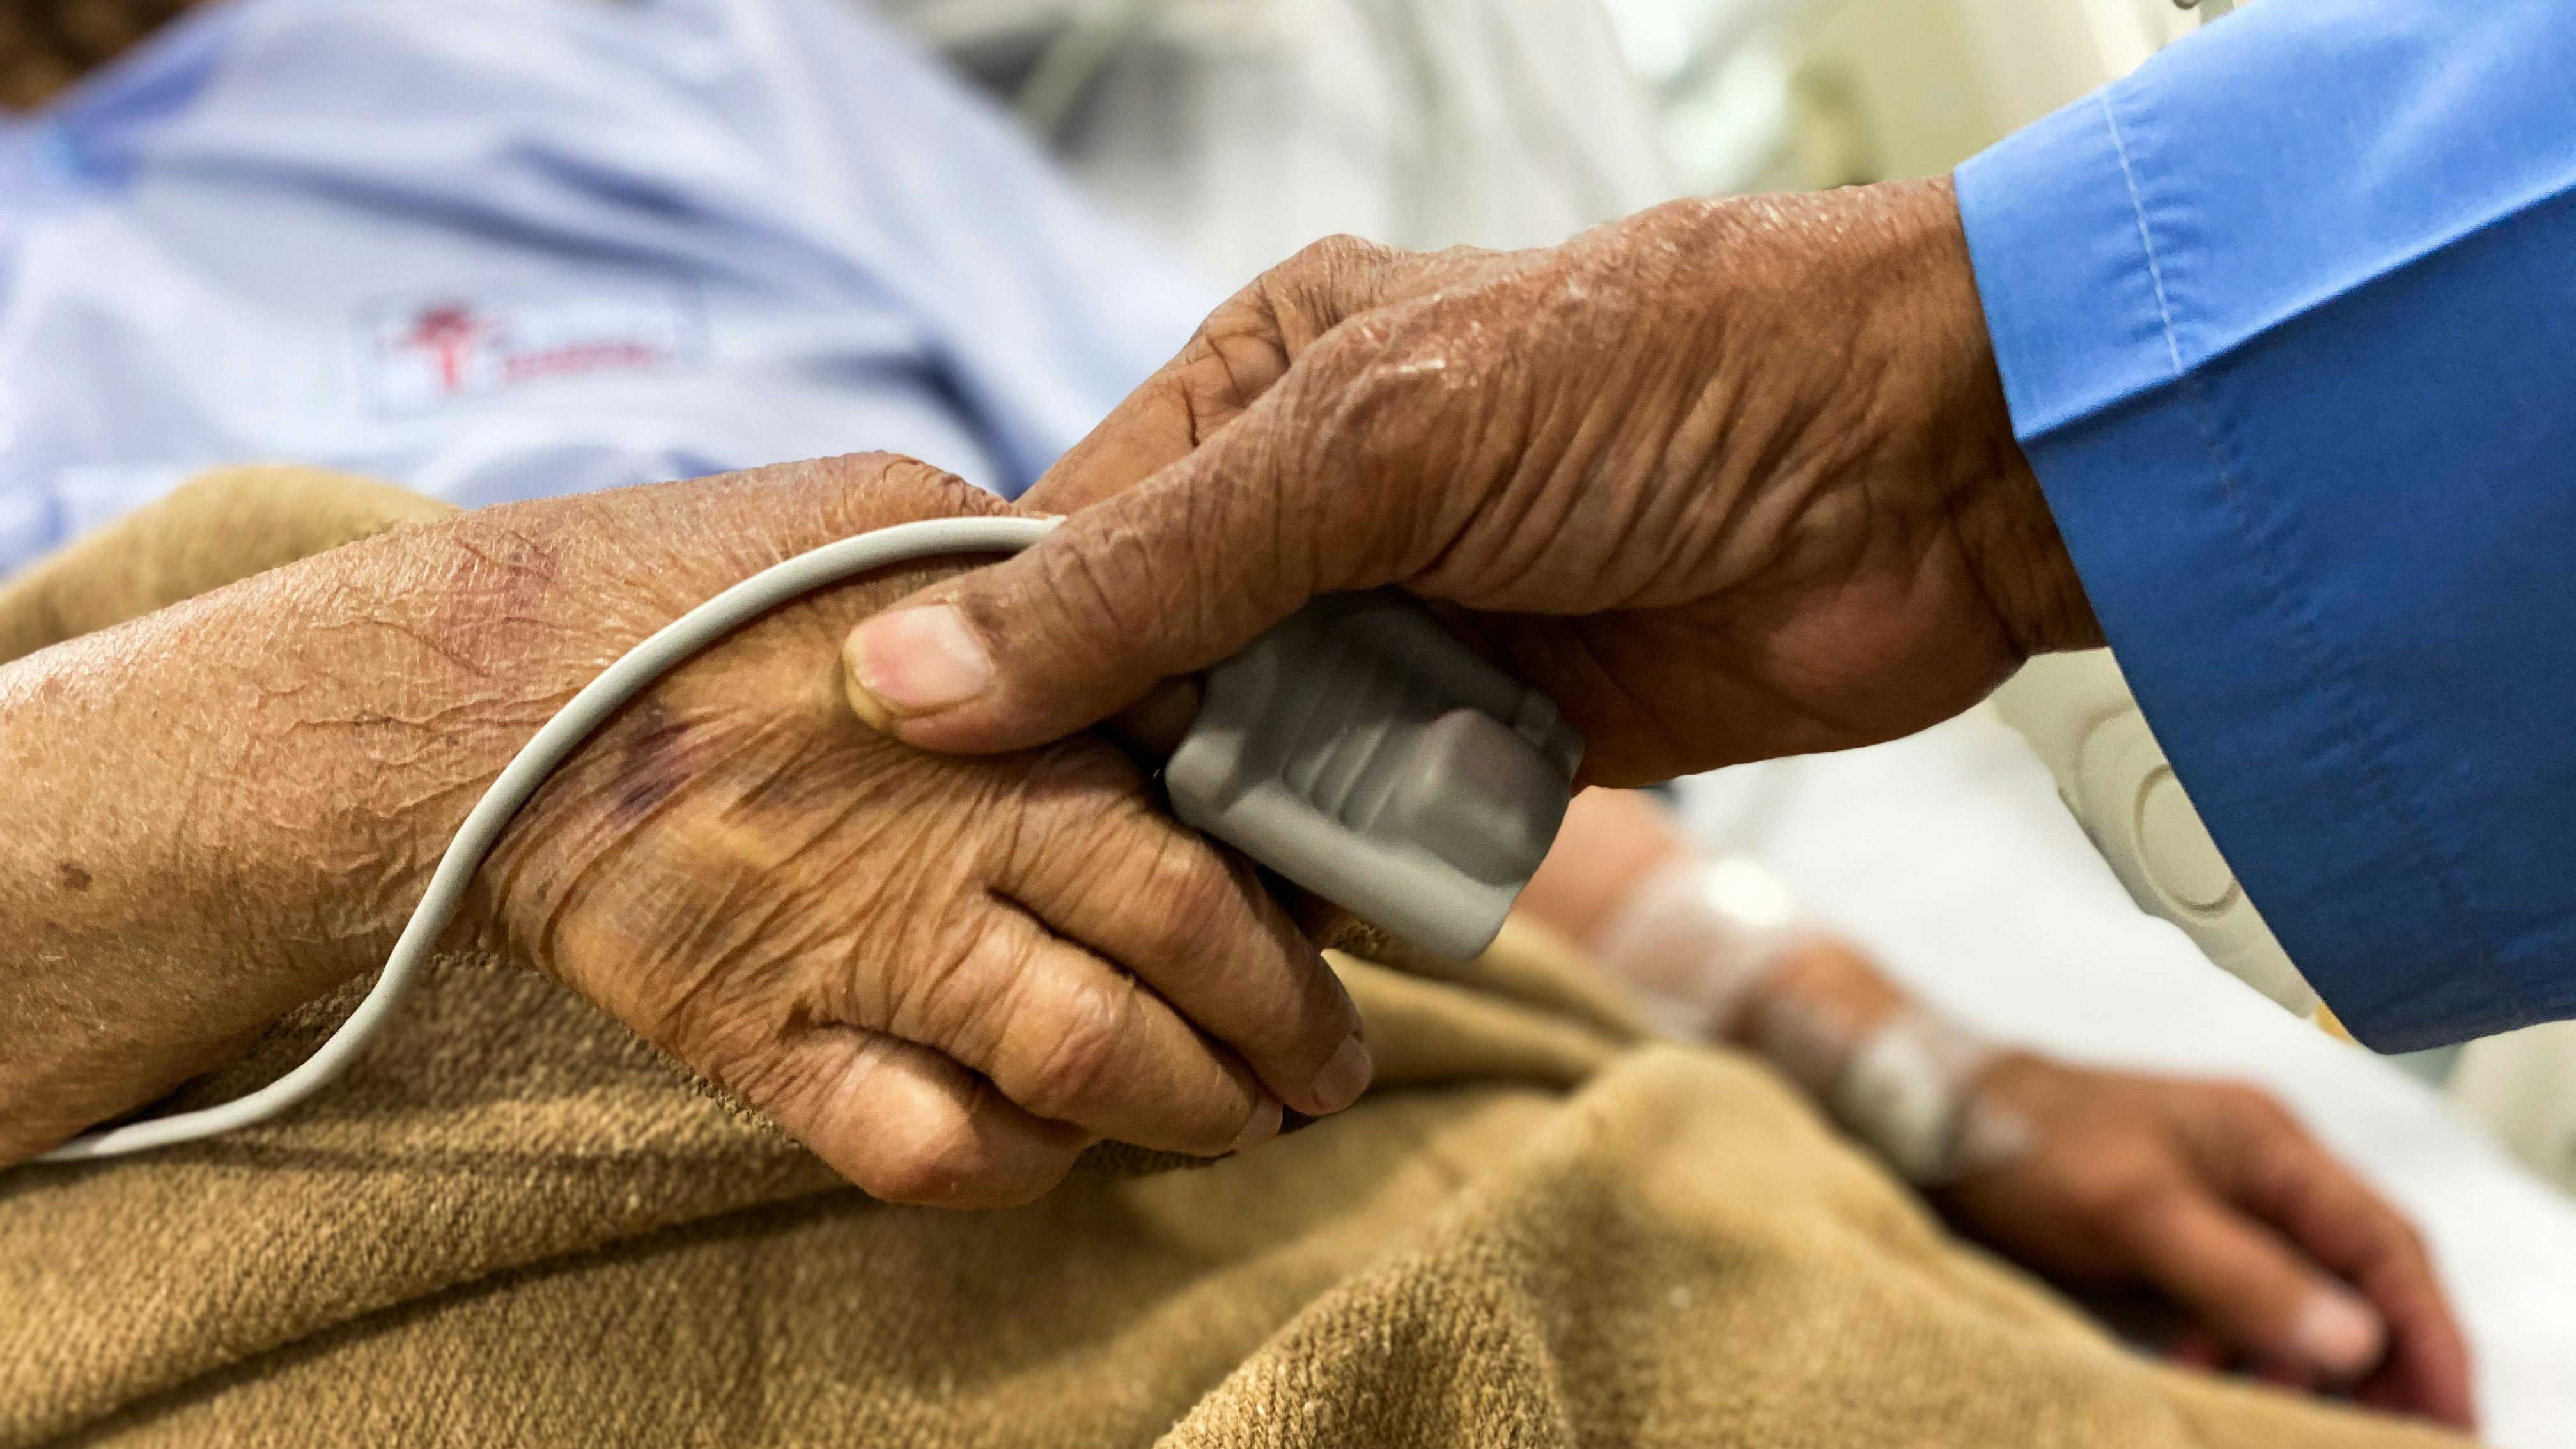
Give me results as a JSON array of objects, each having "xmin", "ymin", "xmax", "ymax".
[{"xmin": 1168, "ymin": 591, "xmax": 1581, "ymax": 959}]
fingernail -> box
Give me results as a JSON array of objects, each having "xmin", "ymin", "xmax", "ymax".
[
  {"xmin": 1229, "ymin": 1093, "xmax": 1284, "ymax": 1154},
  {"xmin": 843, "ymin": 605, "xmax": 992, "ymax": 721},
  {"xmin": 2293, "ymin": 1287, "xmax": 2387, "ymax": 1379},
  {"xmin": 1309, "ymin": 1034, "xmax": 1374, "ymax": 1114}
]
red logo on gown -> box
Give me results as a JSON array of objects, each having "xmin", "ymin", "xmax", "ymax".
[
  {"xmin": 360, "ymin": 281, "xmax": 704, "ymax": 415},
  {"xmin": 397, "ymin": 302, "xmax": 495, "ymax": 396}
]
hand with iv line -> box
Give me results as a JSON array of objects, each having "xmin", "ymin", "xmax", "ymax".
[{"xmin": 1521, "ymin": 788, "xmax": 2473, "ymax": 1430}]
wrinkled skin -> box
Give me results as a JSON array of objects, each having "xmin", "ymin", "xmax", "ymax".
[
  {"xmin": 1939, "ymin": 1056, "xmax": 2474, "ymax": 1429},
  {"xmin": 843, "ymin": 178, "xmax": 2099, "ymax": 784},
  {"xmin": 0, "ymin": 457, "xmax": 1366, "ymax": 1205}
]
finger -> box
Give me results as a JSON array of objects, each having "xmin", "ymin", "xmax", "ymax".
[
  {"xmin": 2164, "ymin": 1327, "xmax": 2230, "ymax": 1372},
  {"xmin": 1025, "ymin": 236, "xmax": 1499, "ymax": 513},
  {"xmin": 2107, "ymin": 1179, "xmax": 2389, "ymax": 1386},
  {"xmin": 999, "ymin": 787, "xmax": 1369, "ymax": 1118},
  {"xmin": 1020, "ymin": 304, "xmax": 1293, "ymax": 515},
  {"xmin": 868, "ymin": 897, "xmax": 1285, "ymax": 1158},
  {"xmin": 2205, "ymin": 1103, "xmax": 2477, "ymax": 1428},
  {"xmin": 752, "ymin": 1025, "xmax": 1090, "ymax": 1209}
]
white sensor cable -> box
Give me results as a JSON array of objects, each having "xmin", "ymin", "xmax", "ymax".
[{"xmin": 38, "ymin": 514, "xmax": 1059, "ymax": 1164}]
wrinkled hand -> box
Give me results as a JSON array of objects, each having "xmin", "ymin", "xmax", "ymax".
[
  {"xmin": 1936, "ymin": 1056, "xmax": 2474, "ymax": 1429},
  {"xmin": 0, "ymin": 454, "xmax": 1369, "ymax": 1202},
  {"xmin": 837, "ymin": 179, "xmax": 2097, "ymax": 784},
  {"xmin": 443, "ymin": 460, "xmax": 1369, "ymax": 1206},
  {"xmin": 4, "ymin": 458, "xmax": 1367, "ymax": 1188}
]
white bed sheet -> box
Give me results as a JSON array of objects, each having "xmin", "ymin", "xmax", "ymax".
[{"xmin": 1676, "ymin": 706, "xmax": 2576, "ymax": 1446}]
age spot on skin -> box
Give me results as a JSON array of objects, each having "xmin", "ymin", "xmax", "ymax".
[{"xmin": 56, "ymin": 861, "xmax": 91, "ymax": 891}]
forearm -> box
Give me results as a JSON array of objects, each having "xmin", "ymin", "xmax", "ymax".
[
  {"xmin": 0, "ymin": 509, "xmax": 580, "ymax": 1153},
  {"xmin": 0, "ymin": 454, "xmax": 1007, "ymax": 1159}
]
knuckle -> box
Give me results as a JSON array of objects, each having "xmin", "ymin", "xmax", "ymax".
[
  {"xmin": 1280, "ymin": 231, "xmax": 1397, "ymax": 283},
  {"xmin": 1013, "ymin": 973, "xmax": 1135, "ymax": 1121},
  {"xmin": 2380, "ymin": 1220, "xmax": 2421, "ymax": 1266},
  {"xmin": 857, "ymin": 1146, "xmax": 966, "ymax": 1207},
  {"xmin": 2056, "ymin": 1169, "xmax": 2125, "ymax": 1219},
  {"xmin": 1331, "ymin": 336, "xmax": 1463, "ymax": 447},
  {"xmin": 2203, "ymin": 1077, "xmax": 2271, "ymax": 1112},
  {"xmin": 894, "ymin": 908, "xmax": 1025, "ymax": 1052},
  {"xmin": 1422, "ymin": 241, "xmax": 1499, "ymax": 272},
  {"xmin": 2080, "ymin": 1167, "xmax": 2178, "ymax": 1227},
  {"xmin": 859, "ymin": 1081, "xmax": 1052, "ymax": 1209},
  {"xmin": 2380, "ymin": 1213, "xmax": 2432, "ymax": 1266},
  {"xmin": 1130, "ymin": 838, "xmax": 1238, "ymax": 954},
  {"xmin": 885, "ymin": 455, "xmax": 1005, "ymax": 516},
  {"xmin": 1251, "ymin": 235, "xmax": 1408, "ymax": 348},
  {"xmin": 1023, "ymin": 517, "xmax": 1177, "ymax": 660},
  {"xmin": 1017, "ymin": 740, "xmax": 1146, "ymax": 812},
  {"xmin": 807, "ymin": 451, "xmax": 1000, "ymax": 525},
  {"xmin": 1052, "ymin": 535, "xmax": 1142, "ymax": 629},
  {"xmin": 1179, "ymin": 325, "xmax": 1292, "ymax": 424},
  {"xmin": 2221, "ymin": 1083, "xmax": 2302, "ymax": 1136},
  {"xmin": 990, "ymin": 755, "xmax": 1135, "ymax": 890}
]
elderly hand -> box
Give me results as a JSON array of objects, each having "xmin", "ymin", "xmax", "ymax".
[
  {"xmin": 1936, "ymin": 1057, "xmax": 2474, "ymax": 1429},
  {"xmin": 474, "ymin": 463, "xmax": 1372, "ymax": 1205},
  {"xmin": 1519, "ymin": 791, "xmax": 2471, "ymax": 1430},
  {"xmin": 1, "ymin": 457, "xmax": 1365, "ymax": 1203},
  {"xmin": 835, "ymin": 178, "xmax": 2097, "ymax": 784}
]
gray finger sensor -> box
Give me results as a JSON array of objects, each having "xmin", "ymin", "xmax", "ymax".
[{"xmin": 1166, "ymin": 591, "xmax": 1585, "ymax": 959}]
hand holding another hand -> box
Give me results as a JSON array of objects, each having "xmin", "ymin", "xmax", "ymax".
[{"xmin": 5, "ymin": 458, "xmax": 1367, "ymax": 1204}]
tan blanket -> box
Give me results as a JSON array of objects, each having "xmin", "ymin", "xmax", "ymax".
[{"xmin": 0, "ymin": 470, "xmax": 2471, "ymax": 1448}]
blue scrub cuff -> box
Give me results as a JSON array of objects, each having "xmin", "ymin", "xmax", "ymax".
[{"xmin": 1955, "ymin": 96, "xmax": 2540, "ymax": 1050}]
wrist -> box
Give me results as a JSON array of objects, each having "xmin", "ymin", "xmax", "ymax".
[
  {"xmin": 1649, "ymin": 178, "xmax": 2100, "ymax": 660},
  {"xmin": 1730, "ymin": 936, "xmax": 1911, "ymax": 1094},
  {"xmin": 1751, "ymin": 176, "xmax": 2101, "ymax": 661},
  {"xmin": 1891, "ymin": 176, "xmax": 2103, "ymax": 658},
  {"xmin": 1724, "ymin": 934, "xmax": 2022, "ymax": 1184}
]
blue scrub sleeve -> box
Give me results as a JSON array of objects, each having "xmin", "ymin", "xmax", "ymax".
[{"xmin": 1954, "ymin": 0, "xmax": 2576, "ymax": 1050}]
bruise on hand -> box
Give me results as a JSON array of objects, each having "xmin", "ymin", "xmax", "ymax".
[{"xmin": 605, "ymin": 699, "xmax": 706, "ymax": 828}]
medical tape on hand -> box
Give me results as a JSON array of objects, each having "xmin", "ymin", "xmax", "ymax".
[
  {"xmin": 1588, "ymin": 853, "xmax": 1814, "ymax": 1041},
  {"xmin": 1826, "ymin": 1010, "xmax": 2013, "ymax": 1186},
  {"xmin": 1590, "ymin": 851, "xmax": 2031, "ymax": 1184}
]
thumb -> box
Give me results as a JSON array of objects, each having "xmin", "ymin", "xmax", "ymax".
[{"xmin": 841, "ymin": 337, "xmax": 1427, "ymax": 754}]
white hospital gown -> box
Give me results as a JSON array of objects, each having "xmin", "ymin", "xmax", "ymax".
[{"xmin": 0, "ymin": 0, "xmax": 1219, "ymax": 571}]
